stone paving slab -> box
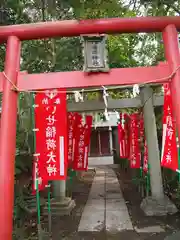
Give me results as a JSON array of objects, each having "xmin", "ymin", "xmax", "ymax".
[
  {"xmin": 105, "ymin": 168, "xmax": 133, "ymax": 232},
  {"xmin": 78, "ymin": 169, "xmax": 105, "ymax": 232},
  {"xmin": 78, "ymin": 167, "xmax": 133, "ymax": 233},
  {"xmin": 78, "ymin": 166, "xmax": 175, "ymax": 235}
]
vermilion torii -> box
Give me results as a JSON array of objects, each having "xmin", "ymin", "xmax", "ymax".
[{"xmin": 0, "ymin": 16, "xmax": 180, "ymax": 239}]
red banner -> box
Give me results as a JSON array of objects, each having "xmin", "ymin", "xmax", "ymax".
[
  {"xmin": 143, "ymin": 140, "xmax": 148, "ymax": 173},
  {"xmin": 67, "ymin": 112, "xmax": 78, "ymax": 167},
  {"xmin": 139, "ymin": 114, "xmax": 148, "ymax": 172},
  {"xmin": 124, "ymin": 114, "xmax": 130, "ymax": 159},
  {"xmin": 73, "ymin": 115, "xmax": 92, "ymax": 171},
  {"xmin": 34, "ymin": 90, "xmax": 68, "ymax": 180},
  {"xmin": 118, "ymin": 113, "xmax": 130, "ymax": 159},
  {"xmin": 72, "ymin": 113, "xmax": 82, "ymax": 164},
  {"xmin": 84, "ymin": 115, "xmax": 93, "ymax": 170},
  {"xmin": 129, "ymin": 113, "xmax": 141, "ymax": 168},
  {"xmin": 139, "ymin": 115, "xmax": 144, "ymax": 140},
  {"xmin": 73, "ymin": 123, "xmax": 85, "ymax": 170},
  {"xmin": 161, "ymin": 83, "xmax": 178, "ymax": 171},
  {"xmin": 118, "ymin": 123, "xmax": 125, "ymax": 158}
]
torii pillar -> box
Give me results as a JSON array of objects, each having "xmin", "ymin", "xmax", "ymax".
[
  {"xmin": 163, "ymin": 25, "xmax": 180, "ymax": 139},
  {"xmin": 0, "ymin": 36, "xmax": 21, "ymax": 239},
  {"xmin": 140, "ymin": 24, "xmax": 180, "ymax": 216},
  {"xmin": 140, "ymin": 86, "xmax": 177, "ymax": 216}
]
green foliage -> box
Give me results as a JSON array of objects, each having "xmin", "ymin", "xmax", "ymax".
[
  {"xmin": 139, "ymin": 0, "xmax": 180, "ymax": 15},
  {"xmin": 0, "ymin": 0, "xmax": 175, "ymax": 180}
]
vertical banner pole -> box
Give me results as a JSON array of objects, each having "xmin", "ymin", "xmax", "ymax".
[
  {"xmin": 177, "ymin": 144, "xmax": 180, "ymax": 199},
  {"xmin": 36, "ymin": 179, "xmax": 42, "ymax": 240},
  {"xmin": 177, "ymin": 135, "xmax": 180, "ymax": 182},
  {"xmin": 139, "ymin": 166, "xmax": 143, "ymax": 196},
  {"xmin": 146, "ymin": 163, "xmax": 150, "ymax": 196},
  {"xmin": 178, "ymin": 148, "xmax": 180, "ymax": 184},
  {"xmin": 47, "ymin": 183, "xmax": 52, "ymax": 237},
  {"xmin": 32, "ymin": 93, "xmax": 42, "ymax": 240},
  {"xmin": 68, "ymin": 169, "xmax": 74, "ymax": 197},
  {"xmin": 140, "ymin": 166, "xmax": 143, "ymax": 178},
  {"xmin": 177, "ymin": 146, "xmax": 180, "ymax": 183}
]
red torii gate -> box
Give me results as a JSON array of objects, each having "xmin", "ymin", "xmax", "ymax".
[{"xmin": 0, "ymin": 16, "xmax": 180, "ymax": 239}]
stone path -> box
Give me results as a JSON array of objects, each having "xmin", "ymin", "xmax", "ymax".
[
  {"xmin": 78, "ymin": 166, "xmax": 133, "ymax": 232},
  {"xmin": 47, "ymin": 165, "xmax": 180, "ymax": 239}
]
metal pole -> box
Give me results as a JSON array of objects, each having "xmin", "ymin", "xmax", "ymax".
[
  {"xmin": 163, "ymin": 25, "xmax": 180, "ymax": 146},
  {"xmin": 0, "ymin": 36, "xmax": 21, "ymax": 239}
]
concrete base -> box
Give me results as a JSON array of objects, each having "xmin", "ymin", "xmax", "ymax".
[
  {"xmin": 43, "ymin": 197, "xmax": 76, "ymax": 216},
  {"xmin": 140, "ymin": 195, "xmax": 178, "ymax": 216}
]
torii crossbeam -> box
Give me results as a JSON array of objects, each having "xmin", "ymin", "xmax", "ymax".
[
  {"xmin": 0, "ymin": 16, "xmax": 180, "ymax": 239},
  {"xmin": 0, "ymin": 63, "xmax": 172, "ymax": 91}
]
